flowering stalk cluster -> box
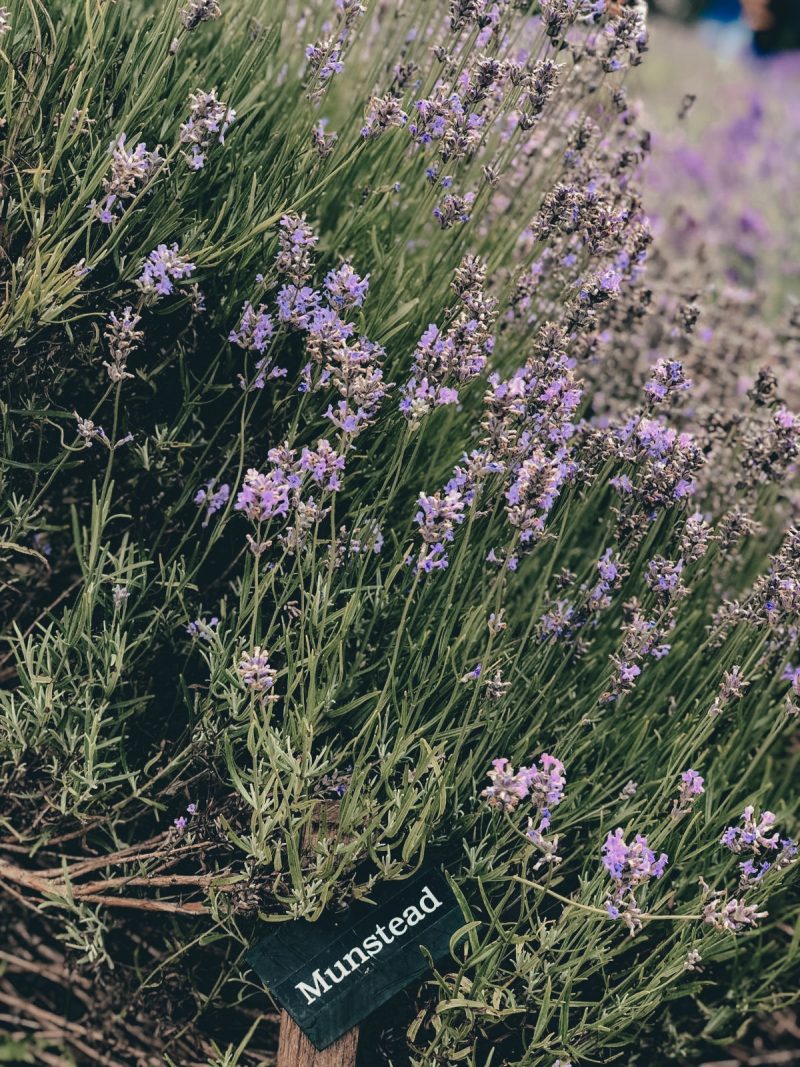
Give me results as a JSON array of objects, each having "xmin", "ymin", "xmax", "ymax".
[
  {"xmin": 180, "ymin": 89, "xmax": 235, "ymax": 170},
  {"xmin": 90, "ymin": 134, "xmax": 163, "ymax": 225},
  {"xmin": 602, "ymin": 829, "xmax": 668, "ymax": 935},
  {"xmin": 482, "ymin": 753, "xmax": 566, "ymax": 869}
]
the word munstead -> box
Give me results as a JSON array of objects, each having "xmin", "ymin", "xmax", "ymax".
[{"xmin": 295, "ymin": 884, "xmax": 444, "ymax": 1006}]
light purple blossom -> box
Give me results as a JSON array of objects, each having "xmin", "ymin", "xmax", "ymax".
[
  {"xmin": 481, "ymin": 758, "xmax": 530, "ymax": 811},
  {"xmin": 433, "ymin": 191, "xmax": 475, "ymax": 229},
  {"xmin": 324, "ymin": 263, "xmax": 370, "ymax": 310},
  {"xmin": 298, "ymin": 439, "xmax": 345, "ymax": 491},
  {"xmin": 194, "ymin": 481, "xmax": 230, "ymax": 526},
  {"xmin": 781, "ymin": 663, "xmax": 800, "ymax": 695},
  {"xmin": 186, "ymin": 616, "xmax": 219, "ymax": 640},
  {"xmin": 180, "ymin": 88, "xmax": 235, "ymax": 169},
  {"xmin": 645, "ymin": 359, "xmax": 692, "ymax": 404},
  {"xmin": 235, "ymin": 467, "xmax": 290, "ymax": 523},
  {"xmin": 721, "ymin": 806, "xmax": 780, "ymax": 855},
  {"xmin": 229, "ymin": 301, "xmax": 275, "ymax": 353},
  {"xmin": 673, "ymin": 768, "xmax": 704, "ymax": 816},
  {"xmin": 275, "ymin": 213, "xmax": 318, "ymax": 284},
  {"xmin": 90, "ymin": 134, "xmax": 163, "ymax": 224},
  {"xmin": 602, "ymin": 828, "xmax": 668, "ymax": 935},
  {"xmin": 137, "ymin": 243, "xmax": 195, "ymax": 298},
  {"xmin": 237, "ymin": 646, "xmax": 277, "ymax": 693}
]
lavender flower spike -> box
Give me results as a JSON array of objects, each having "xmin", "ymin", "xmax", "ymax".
[
  {"xmin": 180, "ymin": 0, "xmax": 221, "ymax": 31},
  {"xmin": 137, "ymin": 243, "xmax": 195, "ymax": 299},
  {"xmin": 180, "ymin": 89, "xmax": 236, "ymax": 170},
  {"xmin": 237, "ymin": 646, "xmax": 277, "ymax": 694},
  {"xmin": 481, "ymin": 759, "xmax": 530, "ymax": 811}
]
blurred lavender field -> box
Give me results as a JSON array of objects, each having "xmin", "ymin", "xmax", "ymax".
[
  {"xmin": 572, "ymin": 15, "xmax": 800, "ymax": 442},
  {"xmin": 638, "ymin": 21, "xmax": 800, "ymax": 1066},
  {"xmin": 639, "ymin": 17, "xmax": 800, "ymax": 316}
]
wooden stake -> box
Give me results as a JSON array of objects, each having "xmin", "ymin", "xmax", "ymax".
[
  {"xmin": 275, "ymin": 1011, "xmax": 359, "ymax": 1067},
  {"xmin": 275, "ymin": 801, "xmax": 359, "ymax": 1067}
]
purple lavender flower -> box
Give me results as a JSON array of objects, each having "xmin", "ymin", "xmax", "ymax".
[
  {"xmin": 481, "ymin": 752, "xmax": 566, "ymax": 866},
  {"xmin": 324, "ymin": 263, "xmax": 369, "ymax": 310},
  {"xmin": 137, "ymin": 243, "xmax": 195, "ymax": 298},
  {"xmin": 618, "ymin": 661, "xmax": 641, "ymax": 685},
  {"xmin": 645, "ymin": 556, "xmax": 685, "ymax": 599},
  {"xmin": 74, "ymin": 413, "xmax": 109, "ymax": 448},
  {"xmin": 539, "ymin": 599, "xmax": 575, "ymax": 639},
  {"xmin": 32, "ymin": 532, "xmax": 52, "ymax": 557},
  {"xmin": 186, "ymin": 616, "xmax": 219, "ymax": 640},
  {"xmin": 277, "ymin": 284, "xmax": 322, "ymax": 328},
  {"xmin": 645, "ymin": 359, "xmax": 692, "ymax": 404},
  {"xmin": 673, "ymin": 768, "xmax": 705, "ymax": 817},
  {"xmin": 229, "ymin": 301, "xmax": 275, "ymax": 353},
  {"xmin": 433, "ymin": 191, "xmax": 475, "ymax": 229},
  {"xmin": 525, "ymin": 753, "xmax": 567, "ymax": 814},
  {"xmin": 276, "ymin": 213, "xmax": 318, "ymax": 284},
  {"xmin": 180, "ymin": 89, "xmax": 235, "ymax": 169},
  {"xmin": 360, "ymin": 94, "xmax": 408, "ymax": 138},
  {"xmin": 721, "ymin": 806, "xmax": 780, "ymax": 854},
  {"xmin": 781, "ymin": 663, "xmax": 800, "ymax": 695},
  {"xmin": 305, "ymin": 41, "xmax": 344, "ymax": 81},
  {"xmin": 414, "ymin": 489, "xmax": 465, "ymax": 571},
  {"xmin": 298, "ymin": 439, "xmax": 345, "ymax": 491},
  {"xmin": 194, "ymin": 481, "xmax": 230, "ymax": 526},
  {"xmin": 237, "ymin": 646, "xmax": 277, "ymax": 693},
  {"xmin": 234, "ymin": 467, "xmax": 290, "ymax": 523},
  {"xmin": 481, "ymin": 758, "xmax": 530, "ymax": 811},
  {"xmin": 505, "ymin": 449, "xmax": 568, "ymax": 544},
  {"xmin": 399, "ymin": 264, "xmax": 496, "ymax": 421},
  {"xmin": 602, "ymin": 828, "xmax": 668, "ymax": 935},
  {"xmin": 89, "ymin": 134, "xmax": 163, "ymax": 225},
  {"xmin": 590, "ymin": 547, "xmax": 624, "ymax": 608},
  {"xmin": 408, "ymin": 83, "xmax": 483, "ymax": 160}
]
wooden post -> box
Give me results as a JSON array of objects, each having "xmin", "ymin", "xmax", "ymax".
[
  {"xmin": 275, "ymin": 1011, "xmax": 359, "ymax": 1067},
  {"xmin": 275, "ymin": 801, "xmax": 359, "ymax": 1067}
]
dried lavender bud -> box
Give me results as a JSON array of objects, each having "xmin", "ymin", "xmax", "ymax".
[
  {"xmin": 312, "ymin": 120, "xmax": 337, "ymax": 158},
  {"xmin": 180, "ymin": 0, "xmax": 221, "ymax": 31},
  {"xmin": 360, "ymin": 94, "xmax": 408, "ymax": 139},
  {"xmin": 701, "ymin": 886, "xmax": 766, "ymax": 933},
  {"xmin": 103, "ymin": 307, "xmax": 142, "ymax": 383},
  {"xmin": 449, "ymin": 0, "xmax": 479, "ymax": 33}
]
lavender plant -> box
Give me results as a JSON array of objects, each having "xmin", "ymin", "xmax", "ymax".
[{"xmin": 0, "ymin": 1, "xmax": 797, "ymax": 1065}]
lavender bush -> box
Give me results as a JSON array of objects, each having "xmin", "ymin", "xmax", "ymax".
[{"xmin": 0, "ymin": 1, "xmax": 797, "ymax": 1064}]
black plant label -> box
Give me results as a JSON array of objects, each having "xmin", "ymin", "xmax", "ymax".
[{"xmin": 246, "ymin": 868, "xmax": 465, "ymax": 1050}]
